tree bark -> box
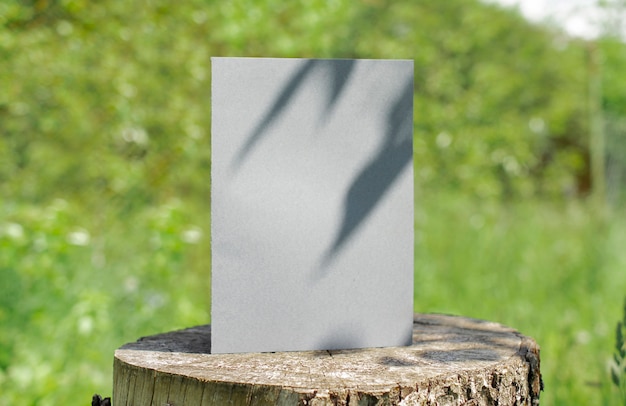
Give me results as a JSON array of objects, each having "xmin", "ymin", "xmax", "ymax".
[{"xmin": 113, "ymin": 313, "xmax": 541, "ymax": 405}]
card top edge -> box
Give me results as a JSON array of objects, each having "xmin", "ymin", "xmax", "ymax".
[{"xmin": 210, "ymin": 57, "xmax": 413, "ymax": 63}]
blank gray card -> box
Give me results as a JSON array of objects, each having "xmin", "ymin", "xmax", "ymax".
[{"xmin": 211, "ymin": 57, "xmax": 414, "ymax": 354}]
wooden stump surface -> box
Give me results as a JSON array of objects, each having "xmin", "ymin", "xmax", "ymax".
[{"xmin": 114, "ymin": 313, "xmax": 542, "ymax": 405}]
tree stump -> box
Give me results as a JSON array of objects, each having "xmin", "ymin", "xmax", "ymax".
[{"xmin": 113, "ymin": 313, "xmax": 542, "ymax": 405}]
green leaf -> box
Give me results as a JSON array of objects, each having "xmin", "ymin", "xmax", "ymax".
[{"xmin": 612, "ymin": 363, "xmax": 622, "ymax": 387}]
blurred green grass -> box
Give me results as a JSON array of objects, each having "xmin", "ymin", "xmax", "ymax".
[
  {"xmin": 2, "ymin": 192, "xmax": 626, "ymax": 404},
  {"xmin": 0, "ymin": 199, "xmax": 211, "ymax": 405},
  {"xmin": 416, "ymin": 191, "xmax": 626, "ymax": 404}
]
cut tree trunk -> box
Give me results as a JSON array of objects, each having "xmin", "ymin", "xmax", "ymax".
[{"xmin": 113, "ymin": 313, "xmax": 542, "ymax": 405}]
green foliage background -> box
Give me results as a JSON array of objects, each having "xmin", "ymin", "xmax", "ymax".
[{"xmin": 1, "ymin": 0, "xmax": 626, "ymax": 404}]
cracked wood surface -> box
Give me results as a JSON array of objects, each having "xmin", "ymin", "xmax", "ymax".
[{"xmin": 113, "ymin": 313, "xmax": 541, "ymax": 405}]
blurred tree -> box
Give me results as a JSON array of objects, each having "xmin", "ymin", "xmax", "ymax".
[
  {"xmin": 0, "ymin": 0, "xmax": 618, "ymax": 208},
  {"xmin": 595, "ymin": 0, "xmax": 626, "ymax": 204}
]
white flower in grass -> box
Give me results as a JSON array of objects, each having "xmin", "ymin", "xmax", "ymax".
[
  {"xmin": 436, "ymin": 131, "xmax": 452, "ymax": 149},
  {"xmin": 67, "ymin": 229, "xmax": 90, "ymax": 246},
  {"xmin": 124, "ymin": 276, "xmax": 139, "ymax": 293},
  {"xmin": 4, "ymin": 222, "xmax": 24, "ymax": 240},
  {"xmin": 575, "ymin": 330, "xmax": 591, "ymax": 345},
  {"xmin": 77, "ymin": 316, "xmax": 94, "ymax": 336},
  {"xmin": 181, "ymin": 226, "xmax": 202, "ymax": 244},
  {"xmin": 121, "ymin": 126, "xmax": 148, "ymax": 145}
]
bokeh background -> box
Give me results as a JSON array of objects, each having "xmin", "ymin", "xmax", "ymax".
[{"xmin": 2, "ymin": 0, "xmax": 626, "ymax": 404}]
